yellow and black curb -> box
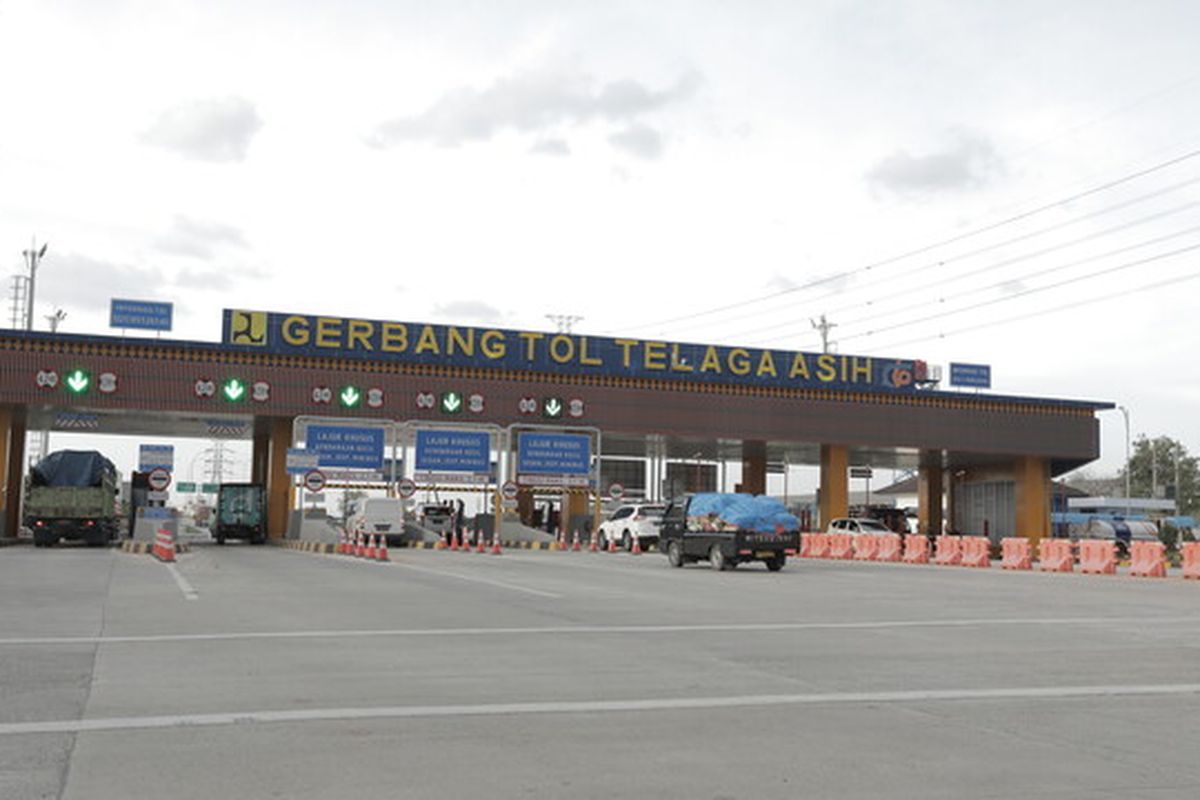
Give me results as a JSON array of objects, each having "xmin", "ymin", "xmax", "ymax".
[
  {"xmin": 274, "ymin": 540, "xmax": 337, "ymax": 554},
  {"xmin": 120, "ymin": 540, "xmax": 191, "ymax": 555}
]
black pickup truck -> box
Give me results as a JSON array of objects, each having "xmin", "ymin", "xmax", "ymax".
[{"xmin": 659, "ymin": 494, "xmax": 800, "ymax": 571}]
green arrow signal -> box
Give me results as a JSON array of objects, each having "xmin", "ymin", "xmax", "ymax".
[
  {"xmin": 543, "ymin": 397, "xmax": 563, "ymax": 418},
  {"xmin": 65, "ymin": 369, "xmax": 90, "ymax": 395},
  {"xmin": 339, "ymin": 386, "xmax": 361, "ymax": 407},
  {"xmin": 441, "ymin": 391, "xmax": 462, "ymax": 414},
  {"xmin": 222, "ymin": 378, "xmax": 246, "ymax": 402}
]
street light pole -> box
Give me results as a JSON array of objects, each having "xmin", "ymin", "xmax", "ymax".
[
  {"xmin": 1117, "ymin": 405, "xmax": 1131, "ymax": 518},
  {"xmin": 22, "ymin": 239, "xmax": 48, "ymax": 330}
]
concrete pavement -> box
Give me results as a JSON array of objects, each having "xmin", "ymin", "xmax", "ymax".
[{"xmin": 2, "ymin": 544, "xmax": 1199, "ymax": 798}]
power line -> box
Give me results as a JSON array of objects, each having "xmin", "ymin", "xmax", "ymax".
[
  {"xmin": 868, "ymin": 270, "xmax": 1200, "ymax": 353},
  {"xmin": 839, "ymin": 241, "xmax": 1200, "ymax": 345},
  {"xmin": 609, "ymin": 145, "xmax": 1200, "ymax": 337},
  {"xmin": 739, "ymin": 216, "xmax": 1200, "ymax": 348}
]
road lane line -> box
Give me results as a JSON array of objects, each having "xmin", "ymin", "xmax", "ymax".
[
  {"xmin": 4, "ymin": 683, "xmax": 1200, "ymax": 736},
  {"xmin": 3, "ymin": 615, "xmax": 1197, "ymax": 646},
  {"xmin": 165, "ymin": 564, "xmax": 198, "ymax": 600},
  {"xmin": 392, "ymin": 562, "xmax": 562, "ymax": 598}
]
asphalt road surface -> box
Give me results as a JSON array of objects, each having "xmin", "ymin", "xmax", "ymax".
[{"xmin": 3, "ymin": 543, "xmax": 1199, "ymax": 799}]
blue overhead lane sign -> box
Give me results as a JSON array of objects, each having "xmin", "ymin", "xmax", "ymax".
[
  {"xmin": 415, "ymin": 430, "xmax": 490, "ymax": 473},
  {"xmin": 111, "ymin": 299, "xmax": 173, "ymax": 331},
  {"xmin": 517, "ymin": 432, "xmax": 591, "ymax": 475},
  {"xmin": 305, "ymin": 425, "xmax": 385, "ymax": 470}
]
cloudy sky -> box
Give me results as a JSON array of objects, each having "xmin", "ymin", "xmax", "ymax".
[{"xmin": 3, "ymin": 0, "xmax": 1199, "ymax": 481}]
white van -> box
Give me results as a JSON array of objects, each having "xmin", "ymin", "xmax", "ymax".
[{"xmin": 348, "ymin": 498, "xmax": 404, "ymax": 544}]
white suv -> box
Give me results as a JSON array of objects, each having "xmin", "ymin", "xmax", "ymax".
[
  {"xmin": 825, "ymin": 517, "xmax": 893, "ymax": 536},
  {"xmin": 597, "ymin": 504, "xmax": 666, "ymax": 551}
]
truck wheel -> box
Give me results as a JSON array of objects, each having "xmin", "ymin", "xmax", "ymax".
[
  {"xmin": 710, "ymin": 544, "xmax": 729, "ymax": 571},
  {"xmin": 667, "ymin": 540, "xmax": 684, "ymax": 568},
  {"xmin": 216, "ymin": 534, "xmax": 226, "ymax": 545},
  {"xmin": 765, "ymin": 553, "xmax": 786, "ymax": 572}
]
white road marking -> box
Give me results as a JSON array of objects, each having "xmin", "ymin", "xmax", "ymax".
[
  {"xmin": 3, "ymin": 683, "xmax": 1199, "ymax": 736},
  {"xmin": 165, "ymin": 564, "xmax": 198, "ymax": 600},
  {"xmin": 392, "ymin": 561, "xmax": 562, "ymax": 598},
  {"xmin": 2, "ymin": 615, "xmax": 1197, "ymax": 646}
]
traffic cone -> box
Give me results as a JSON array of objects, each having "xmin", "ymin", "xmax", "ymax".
[
  {"xmin": 572, "ymin": 531, "xmax": 581, "ymax": 552},
  {"xmin": 449, "ymin": 532, "xmax": 459, "ymax": 551},
  {"xmin": 338, "ymin": 528, "xmax": 347, "ymax": 555},
  {"xmin": 355, "ymin": 529, "xmax": 364, "ymax": 558},
  {"xmin": 588, "ymin": 531, "xmax": 598, "ymax": 553},
  {"xmin": 475, "ymin": 529, "xmax": 485, "ymax": 554},
  {"xmin": 490, "ymin": 530, "xmax": 502, "ymax": 555},
  {"xmin": 631, "ymin": 531, "xmax": 642, "ymax": 555},
  {"xmin": 366, "ymin": 532, "xmax": 377, "ymax": 560},
  {"xmin": 376, "ymin": 534, "xmax": 390, "ymax": 562},
  {"xmin": 607, "ymin": 534, "xmax": 618, "ymax": 553}
]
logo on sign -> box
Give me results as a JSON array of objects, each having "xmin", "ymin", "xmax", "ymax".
[
  {"xmin": 195, "ymin": 378, "xmax": 216, "ymax": 397},
  {"xmin": 416, "ymin": 392, "xmax": 435, "ymax": 409},
  {"xmin": 228, "ymin": 310, "xmax": 267, "ymax": 346},
  {"xmin": 36, "ymin": 369, "xmax": 59, "ymax": 389},
  {"xmin": 312, "ymin": 386, "xmax": 332, "ymax": 404},
  {"xmin": 252, "ymin": 381, "xmax": 271, "ymax": 402},
  {"xmin": 518, "ymin": 397, "xmax": 538, "ymax": 415},
  {"xmin": 367, "ymin": 388, "xmax": 384, "ymax": 408},
  {"xmin": 98, "ymin": 372, "xmax": 118, "ymax": 394},
  {"xmin": 568, "ymin": 398, "xmax": 585, "ymax": 418},
  {"xmin": 468, "ymin": 393, "xmax": 485, "ymax": 414}
]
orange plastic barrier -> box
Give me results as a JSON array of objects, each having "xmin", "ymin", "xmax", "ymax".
[
  {"xmin": 1000, "ymin": 538, "xmax": 1032, "ymax": 570},
  {"xmin": 958, "ymin": 536, "xmax": 990, "ymax": 568},
  {"xmin": 1037, "ymin": 538, "xmax": 1074, "ymax": 572},
  {"xmin": 901, "ymin": 535, "xmax": 930, "ymax": 564},
  {"xmin": 828, "ymin": 533, "xmax": 854, "ymax": 560},
  {"xmin": 810, "ymin": 533, "xmax": 831, "ymax": 558},
  {"xmin": 1129, "ymin": 540, "xmax": 1167, "ymax": 578},
  {"xmin": 876, "ymin": 533, "xmax": 903, "ymax": 562},
  {"xmin": 800, "ymin": 533, "xmax": 821, "ymax": 558},
  {"xmin": 1078, "ymin": 539, "xmax": 1117, "ymax": 575},
  {"xmin": 933, "ymin": 536, "xmax": 962, "ymax": 566},
  {"xmin": 152, "ymin": 527, "xmax": 176, "ymax": 563},
  {"xmin": 853, "ymin": 534, "xmax": 879, "ymax": 561},
  {"xmin": 1183, "ymin": 542, "xmax": 1200, "ymax": 580}
]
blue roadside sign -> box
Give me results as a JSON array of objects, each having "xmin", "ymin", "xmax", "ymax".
[
  {"xmin": 949, "ymin": 363, "xmax": 992, "ymax": 389},
  {"xmin": 517, "ymin": 432, "xmax": 591, "ymax": 475},
  {"xmin": 305, "ymin": 425, "xmax": 385, "ymax": 470},
  {"xmin": 110, "ymin": 299, "xmax": 173, "ymax": 331},
  {"xmin": 415, "ymin": 430, "xmax": 490, "ymax": 473},
  {"xmin": 138, "ymin": 444, "xmax": 174, "ymax": 472}
]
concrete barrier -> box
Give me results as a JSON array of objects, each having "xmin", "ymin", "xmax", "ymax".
[{"xmin": 1000, "ymin": 538, "xmax": 1032, "ymax": 570}]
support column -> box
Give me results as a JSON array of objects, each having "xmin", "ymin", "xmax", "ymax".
[
  {"xmin": 265, "ymin": 417, "xmax": 293, "ymax": 540},
  {"xmin": 738, "ymin": 440, "xmax": 767, "ymax": 495},
  {"xmin": 945, "ymin": 471, "xmax": 959, "ymax": 535},
  {"xmin": 562, "ymin": 490, "xmax": 589, "ymax": 537},
  {"xmin": 818, "ymin": 444, "xmax": 848, "ymax": 529},
  {"xmin": 0, "ymin": 406, "xmax": 23, "ymax": 539},
  {"xmin": 251, "ymin": 427, "xmax": 270, "ymax": 485},
  {"xmin": 917, "ymin": 463, "xmax": 944, "ymax": 537},
  {"xmin": 516, "ymin": 490, "xmax": 534, "ymax": 527},
  {"xmin": 1014, "ymin": 456, "xmax": 1050, "ymax": 545}
]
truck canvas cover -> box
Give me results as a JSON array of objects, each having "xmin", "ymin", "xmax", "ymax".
[
  {"xmin": 30, "ymin": 450, "xmax": 117, "ymax": 488},
  {"xmin": 687, "ymin": 492, "xmax": 799, "ymax": 533}
]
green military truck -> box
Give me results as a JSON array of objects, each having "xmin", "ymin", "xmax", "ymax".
[
  {"xmin": 215, "ymin": 483, "xmax": 266, "ymax": 544},
  {"xmin": 25, "ymin": 450, "xmax": 121, "ymax": 548}
]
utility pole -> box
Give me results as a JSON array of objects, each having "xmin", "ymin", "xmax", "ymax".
[
  {"xmin": 811, "ymin": 314, "xmax": 836, "ymax": 353},
  {"xmin": 8, "ymin": 276, "xmax": 28, "ymax": 329},
  {"xmin": 36, "ymin": 310, "xmax": 68, "ymax": 461},
  {"xmin": 22, "ymin": 238, "xmax": 48, "ymax": 330},
  {"xmin": 545, "ymin": 314, "xmax": 583, "ymax": 334},
  {"xmin": 1151, "ymin": 438, "xmax": 1158, "ymax": 500},
  {"xmin": 1117, "ymin": 406, "xmax": 1131, "ymax": 518}
]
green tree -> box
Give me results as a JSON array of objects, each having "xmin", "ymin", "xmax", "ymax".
[{"xmin": 1122, "ymin": 436, "xmax": 1198, "ymax": 516}]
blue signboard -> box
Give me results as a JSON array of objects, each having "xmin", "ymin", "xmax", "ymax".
[
  {"xmin": 305, "ymin": 425, "xmax": 385, "ymax": 470},
  {"xmin": 111, "ymin": 299, "xmax": 173, "ymax": 331},
  {"xmin": 138, "ymin": 444, "xmax": 174, "ymax": 472},
  {"xmin": 517, "ymin": 433, "xmax": 591, "ymax": 475},
  {"xmin": 222, "ymin": 309, "xmax": 928, "ymax": 394},
  {"xmin": 415, "ymin": 430, "xmax": 490, "ymax": 473},
  {"xmin": 949, "ymin": 363, "xmax": 992, "ymax": 389}
]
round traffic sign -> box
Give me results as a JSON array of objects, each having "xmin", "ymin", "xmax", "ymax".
[
  {"xmin": 608, "ymin": 482, "xmax": 625, "ymax": 501},
  {"xmin": 397, "ymin": 477, "xmax": 417, "ymax": 499},
  {"xmin": 303, "ymin": 469, "xmax": 326, "ymax": 493},
  {"xmin": 501, "ymin": 480, "xmax": 519, "ymax": 500},
  {"xmin": 147, "ymin": 468, "xmax": 172, "ymax": 492}
]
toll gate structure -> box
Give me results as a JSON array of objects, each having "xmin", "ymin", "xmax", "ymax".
[{"xmin": 0, "ymin": 309, "xmax": 1111, "ymax": 542}]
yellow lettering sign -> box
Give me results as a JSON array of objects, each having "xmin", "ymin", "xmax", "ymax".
[
  {"xmin": 281, "ymin": 315, "xmax": 310, "ymax": 346},
  {"xmin": 315, "ymin": 317, "xmax": 342, "ymax": 349}
]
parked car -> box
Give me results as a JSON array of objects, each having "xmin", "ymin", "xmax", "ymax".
[
  {"xmin": 597, "ymin": 503, "xmax": 666, "ymax": 551},
  {"xmin": 825, "ymin": 517, "xmax": 893, "ymax": 536}
]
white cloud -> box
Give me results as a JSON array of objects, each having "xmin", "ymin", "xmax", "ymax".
[
  {"xmin": 155, "ymin": 216, "xmax": 249, "ymax": 260},
  {"xmin": 608, "ymin": 124, "xmax": 663, "ymax": 160},
  {"xmin": 142, "ymin": 96, "xmax": 263, "ymax": 162},
  {"xmin": 866, "ymin": 131, "xmax": 1004, "ymax": 197}
]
